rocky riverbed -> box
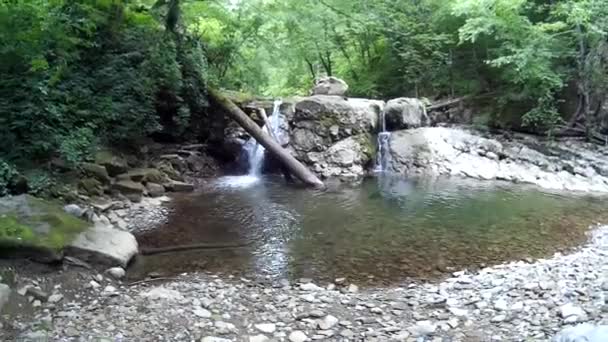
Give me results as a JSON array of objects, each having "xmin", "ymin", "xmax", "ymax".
[{"xmin": 2, "ymin": 224, "xmax": 608, "ymax": 341}]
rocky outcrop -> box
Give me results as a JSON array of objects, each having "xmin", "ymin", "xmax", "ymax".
[
  {"xmin": 311, "ymin": 77, "xmax": 348, "ymax": 96},
  {"xmin": 0, "ymin": 195, "xmax": 90, "ymax": 262},
  {"xmin": 290, "ymin": 96, "xmax": 384, "ymax": 180},
  {"xmin": 384, "ymin": 97, "xmax": 428, "ymax": 130},
  {"xmin": 65, "ymin": 223, "xmax": 138, "ymax": 268},
  {"xmin": 388, "ymin": 127, "xmax": 608, "ymax": 192}
]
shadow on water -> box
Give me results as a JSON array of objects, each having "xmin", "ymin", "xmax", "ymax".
[{"xmin": 130, "ymin": 174, "xmax": 608, "ymax": 286}]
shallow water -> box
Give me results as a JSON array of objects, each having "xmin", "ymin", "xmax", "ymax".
[{"xmin": 130, "ymin": 175, "xmax": 608, "ymax": 285}]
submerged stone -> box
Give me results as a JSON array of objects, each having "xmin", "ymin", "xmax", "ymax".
[{"xmin": 0, "ymin": 195, "xmax": 90, "ymax": 262}]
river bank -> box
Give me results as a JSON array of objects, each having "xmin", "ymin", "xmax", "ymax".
[{"xmin": 2, "ymin": 224, "xmax": 608, "ymax": 341}]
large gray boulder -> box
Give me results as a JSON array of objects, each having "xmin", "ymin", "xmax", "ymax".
[
  {"xmin": 311, "ymin": 76, "xmax": 349, "ymax": 96},
  {"xmin": 65, "ymin": 223, "xmax": 138, "ymax": 268},
  {"xmin": 384, "ymin": 97, "xmax": 428, "ymax": 130},
  {"xmin": 388, "ymin": 127, "xmax": 608, "ymax": 192},
  {"xmin": 290, "ymin": 96, "xmax": 384, "ymax": 180}
]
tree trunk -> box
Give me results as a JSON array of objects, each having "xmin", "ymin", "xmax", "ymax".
[{"xmin": 209, "ymin": 89, "xmax": 325, "ymax": 188}]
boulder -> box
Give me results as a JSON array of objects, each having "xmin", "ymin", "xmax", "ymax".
[
  {"xmin": 311, "ymin": 76, "xmax": 349, "ymax": 96},
  {"xmin": 164, "ymin": 180, "xmax": 194, "ymax": 192},
  {"xmin": 113, "ymin": 180, "xmax": 144, "ymax": 203},
  {"xmin": 80, "ymin": 163, "xmax": 111, "ymax": 183},
  {"xmin": 384, "ymin": 97, "xmax": 428, "ymax": 130},
  {"xmin": 0, "ymin": 283, "xmax": 10, "ymax": 312},
  {"xmin": 146, "ymin": 183, "xmax": 165, "ymax": 197},
  {"xmin": 116, "ymin": 168, "xmax": 165, "ymax": 184},
  {"xmin": 65, "ymin": 223, "xmax": 138, "ymax": 268},
  {"xmin": 78, "ymin": 178, "xmax": 104, "ymax": 197},
  {"xmin": 289, "ymin": 96, "xmax": 383, "ymax": 181},
  {"xmin": 0, "ymin": 195, "xmax": 90, "ymax": 262},
  {"xmin": 95, "ymin": 150, "xmax": 128, "ymax": 177},
  {"xmin": 387, "ymin": 127, "xmax": 608, "ymax": 192}
]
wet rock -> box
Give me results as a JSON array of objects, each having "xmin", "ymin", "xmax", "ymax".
[
  {"xmin": 106, "ymin": 267, "xmax": 126, "ymax": 280},
  {"xmin": 164, "ymin": 180, "xmax": 195, "ymax": 192},
  {"xmin": 289, "ymin": 330, "xmax": 308, "ymax": 342},
  {"xmin": 65, "ymin": 224, "xmax": 138, "ymax": 268},
  {"xmin": 146, "ymin": 183, "xmax": 165, "ymax": 197}
]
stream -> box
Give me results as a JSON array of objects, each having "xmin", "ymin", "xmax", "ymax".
[{"xmin": 129, "ymin": 174, "xmax": 608, "ymax": 286}]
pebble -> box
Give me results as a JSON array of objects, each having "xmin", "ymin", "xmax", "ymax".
[
  {"xmin": 249, "ymin": 335, "xmax": 269, "ymax": 342},
  {"xmin": 318, "ymin": 315, "xmax": 339, "ymax": 330}
]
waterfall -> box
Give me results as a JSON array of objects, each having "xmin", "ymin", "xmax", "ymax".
[
  {"xmin": 375, "ymin": 109, "xmax": 391, "ymax": 172},
  {"xmin": 244, "ymin": 100, "xmax": 283, "ymax": 176}
]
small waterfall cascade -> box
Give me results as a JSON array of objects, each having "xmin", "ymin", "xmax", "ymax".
[
  {"xmin": 375, "ymin": 109, "xmax": 391, "ymax": 172},
  {"xmin": 244, "ymin": 100, "xmax": 284, "ymax": 176}
]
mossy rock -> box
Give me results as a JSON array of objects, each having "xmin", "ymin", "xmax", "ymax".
[
  {"xmin": 95, "ymin": 150, "xmax": 128, "ymax": 177},
  {"xmin": 0, "ymin": 195, "xmax": 90, "ymax": 262},
  {"xmin": 116, "ymin": 168, "xmax": 166, "ymax": 184}
]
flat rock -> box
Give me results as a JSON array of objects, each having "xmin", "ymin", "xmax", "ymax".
[
  {"xmin": 164, "ymin": 180, "xmax": 194, "ymax": 192},
  {"xmin": 289, "ymin": 330, "xmax": 308, "ymax": 342},
  {"xmin": 65, "ymin": 223, "xmax": 138, "ymax": 268},
  {"xmin": 254, "ymin": 323, "xmax": 276, "ymax": 334}
]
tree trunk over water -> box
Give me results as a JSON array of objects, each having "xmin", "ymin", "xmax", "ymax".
[{"xmin": 209, "ymin": 88, "xmax": 325, "ymax": 188}]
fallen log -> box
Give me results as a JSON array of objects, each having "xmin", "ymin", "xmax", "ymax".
[{"xmin": 209, "ymin": 88, "xmax": 325, "ymax": 188}]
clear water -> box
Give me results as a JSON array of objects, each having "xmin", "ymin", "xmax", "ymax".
[{"xmin": 131, "ymin": 175, "xmax": 608, "ymax": 285}]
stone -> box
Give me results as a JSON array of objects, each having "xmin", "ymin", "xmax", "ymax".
[
  {"xmin": 347, "ymin": 284, "xmax": 359, "ymax": 293},
  {"xmin": 95, "ymin": 150, "xmax": 128, "ymax": 177},
  {"xmin": 79, "ymin": 178, "xmax": 104, "ymax": 197},
  {"xmin": 384, "ymin": 97, "xmax": 429, "ymax": 130},
  {"xmin": 106, "ymin": 267, "xmax": 126, "ymax": 280},
  {"xmin": 254, "ymin": 323, "xmax": 276, "ymax": 334},
  {"xmin": 289, "ymin": 330, "xmax": 308, "ymax": 342},
  {"xmin": 63, "ymin": 204, "xmax": 85, "ymax": 218},
  {"xmin": 560, "ymin": 303, "xmax": 587, "ymax": 322},
  {"xmin": 164, "ymin": 180, "xmax": 195, "ymax": 192},
  {"xmin": 0, "ymin": 195, "xmax": 89, "ymax": 262},
  {"xmin": 249, "ymin": 335, "xmax": 269, "ymax": 342},
  {"xmin": 494, "ymin": 299, "xmax": 509, "ymax": 311},
  {"xmin": 81, "ymin": 162, "xmax": 111, "ymax": 183},
  {"xmin": 553, "ymin": 323, "xmax": 608, "ymax": 342},
  {"xmin": 0, "ymin": 283, "xmax": 10, "ymax": 312},
  {"xmin": 300, "ymin": 283, "xmax": 323, "ymax": 291},
  {"xmin": 318, "ymin": 315, "xmax": 339, "ymax": 330},
  {"xmin": 408, "ymin": 321, "xmax": 437, "ymax": 336},
  {"xmin": 146, "ymin": 183, "xmax": 165, "ymax": 197},
  {"xmin": 140, "ymin": 287, "xmax": 183, "ymax": 301},
  {"xmin": 193, "ymin": 308, "xmax": 212, "ymax": 318},
  {"xmin": 48, "ymin": 293, "xmax": 63, "ymax": 303},
  {"xmin": 65, "ymin": 223, "xmax": 138, "ymax": 268},
  {"xmin": 117, "ymin": 168, "xmax": 165, "ymax": 184},
  {"xmin": 490, "ymin": 315, "xmax": 507, "ymax": 323},
  {"xmin": 113, "ymin": 180, "xmax": 144, "ymax": 202},
  {"xmin": 311, "ymin": 76, "xmax": 349, "ymax": 96}
]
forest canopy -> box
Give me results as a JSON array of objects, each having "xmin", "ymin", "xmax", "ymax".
[{"xmin": 0, "ymin": 0, "xmax": 607, "ymax": 194}]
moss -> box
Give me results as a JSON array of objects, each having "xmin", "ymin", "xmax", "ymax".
[
  {"xmin": 355, "ymin": 133, "xmax": 375, "ymax": 159},
  {"xmin": 0, "ymin": 195, "xmax": 89, "ymax": 254}
]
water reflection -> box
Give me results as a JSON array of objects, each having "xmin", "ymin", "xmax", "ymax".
[{"xmin": 130, "ymin": 175, "xmax": 608, "ymax": 285}]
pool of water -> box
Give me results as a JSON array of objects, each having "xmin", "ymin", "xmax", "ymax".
[{"xmin": 130, "ymin": 175, "xmax": 608, "ymax": 285}]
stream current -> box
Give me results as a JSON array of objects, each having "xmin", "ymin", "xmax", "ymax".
[{"xmin": 131, "ymin": 174, "xmax": 608, "ymax": 286}]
